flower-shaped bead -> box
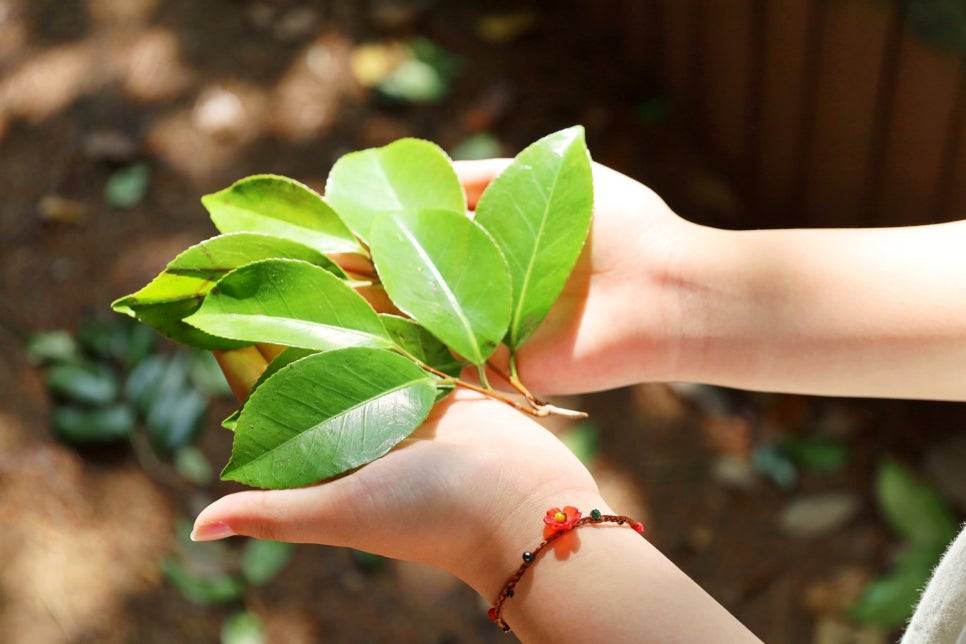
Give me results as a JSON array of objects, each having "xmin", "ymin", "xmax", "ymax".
[{"xmin": 543, "ymin": 506, "xmax": 581, "ymax": 533}]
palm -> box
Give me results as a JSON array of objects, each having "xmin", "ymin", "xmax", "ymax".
[{"xmin": 459, "ymin": 161, "xmax": 686, "ymax": 395}]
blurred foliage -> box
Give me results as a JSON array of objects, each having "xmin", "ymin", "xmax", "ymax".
[
  {"xmin": 31, "ymin": 315, "xmax": 230, "ymax": 460},
  {"xmin": 560, "ymin": 421, "xmax": 600, "ymax": 466},
  {"xmin": 752, "ymin": 435, "xmax": 850, "ymax": 490},
  {"xmin": 104, "ymin": 162, "xmax": 151, "ymax": 209},
  {"xmin": 350, "ymin": 38, "xmax": 461, "ymax": 105},
  {"xmin": 851, "ymin": 458, "xmax": 959, "ymax": 627}
]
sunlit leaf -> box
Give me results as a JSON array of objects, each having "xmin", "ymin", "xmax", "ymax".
[
  {"xmin": 113, "ymin": 233, "xmax": 345, "ymax": 350},
  {"xmin": 370, "ymin": 209, "xmax": 511, "ymax": 365},
  {"xmin": 324, "ymin": 138, "xmax": 465, "ymax": 243},
  {"xmin": 223, "ymin": 348, "xmax": 436, "ymax": 488},
  {"xmin": 474, "ymin": 126, "xmax": 593, "ymax": 350},
  {"xmin": 876, "ymin": 458, "xmax": 959, "ymax": 547},
  {"xmin": 221, "ymin": 611, "xmax": 265, "ymax": 644},
  {"xmin": 202, "ymin": 174, "xmax": 364, "ymax": 255},
  {"xmin": 185, "ymin": 259, "xmax": 394, "ymax": 352}
]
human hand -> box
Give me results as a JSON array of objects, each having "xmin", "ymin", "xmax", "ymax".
[
  {"xmin": 191, "ymin": 388, "xmax": 607, "ymax": 596},
  {"xmin": 457, "ymin": 159, "xmax": 693, "ymax": 396}
]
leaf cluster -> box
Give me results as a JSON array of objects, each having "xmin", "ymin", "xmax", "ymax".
[
  {"xmin": 851, "ymin": 458, "xmax": 960, "ymax": 627},
  {"xmin": 113, "ymin": 127, "xmax": 594, "ymax": 489},
  {"xmin": 30, "ymin": 316, "xmax": 229, "ymax": 461}
]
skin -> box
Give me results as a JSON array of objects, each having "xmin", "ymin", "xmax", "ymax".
[{"xmin": 193, "ymin": 160, "xmax": 966, "ymax": 642}]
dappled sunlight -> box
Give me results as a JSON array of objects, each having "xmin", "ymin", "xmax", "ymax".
[
  {"xmin": 268, "ymin": 33, "xmax": 358, "ymax": 142},
  {"xmin": 0, "ymin": 41, "xmax": 95, "ymax": 124},
  {"xmin": 121, "ymin": 27, "xmax": 192, "ymax": 102},
  {"xmin": 86, "ymin": 0, "xmax": 159, "ymax": 27},
  {"xmin": 0, "ymin": 445, "xmax": 171, "ymax": 642}
]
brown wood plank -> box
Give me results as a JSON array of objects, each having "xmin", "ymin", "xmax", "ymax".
[
  {"xmin": 874, "ymin": 32, "xmax": 963, "ymax": 226},
  {"xmin": 698, "ymin": 0, "xmax": 755, "ymax": 166},
  {"xmin": 800, "ymin": 0, "xmax": 895, "ymax": 226},
  {"xmin": 661, "ymin": 0, "xmax": 699, "ymax": 111},
  {"xmin": 751, "ymin": 0, "xmax": 815, "ymax": 222}
]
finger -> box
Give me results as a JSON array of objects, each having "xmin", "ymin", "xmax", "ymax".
[
  {"xmin": 453, "ymin": 159, "xmax": 511, "ymax": 209},
  {"xmin": 191, "ymin": 481, "xmax": 359, "ymax": 545}
]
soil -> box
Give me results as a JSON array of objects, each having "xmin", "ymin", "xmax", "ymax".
[{"xmin": 1, "ymin": 2, "xmax": 964, "ymax": 643}]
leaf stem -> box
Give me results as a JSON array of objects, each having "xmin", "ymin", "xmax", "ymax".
[
  {"xmin": 486, "ymin": 358, "xmax": 548, "ymax": 407},
  {"xmin": 419, "ymin": 364, "xmax": 586, "ymax": 419}
]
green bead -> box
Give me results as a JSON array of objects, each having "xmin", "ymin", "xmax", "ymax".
[
  {"xmin": 590, "ymin": 509, "xmax": 602, "ymax": 521},
  {"xmin": 522, "ymin": 551, "xmax": 535, "ymax": 563}
]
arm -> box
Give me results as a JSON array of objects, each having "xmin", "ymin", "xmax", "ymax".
[
  {"xmin": 672, "ymin": 221, "xmax": 966, "ymax": 400},
  {"xmin": 459, "ymin": 160, "xmax": 966, "ymax": 401},
  {"xmin": 193, "ymin": 392, "xmax": 759, "ymax": 643}
]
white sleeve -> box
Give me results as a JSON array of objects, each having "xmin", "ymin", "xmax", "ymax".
[{"xmin": 901, "ymin": 523, "xmax": 966, "ymax": 644}]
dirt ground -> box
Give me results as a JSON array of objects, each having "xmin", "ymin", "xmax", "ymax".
[{"xmin": 2, "ymin": 2, "xmax": 965, "ymax": 643}]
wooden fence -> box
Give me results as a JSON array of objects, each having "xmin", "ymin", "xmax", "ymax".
[{"xmin": 606, "ymin": 0, "xmax": 966, "ymax": 228}]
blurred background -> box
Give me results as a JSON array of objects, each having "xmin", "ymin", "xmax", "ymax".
[{"xmin": 2, "ymin": 1, "xmax": 966, "ymax": 642}]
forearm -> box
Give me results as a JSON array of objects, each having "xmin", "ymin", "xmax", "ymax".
[
  {"xmin": 456, "ymin": 493, "xmax": 759, "ymax": 643},
  {"xmin": 672, "ymin": 220, "xmax": 966, "ymax": 400}
]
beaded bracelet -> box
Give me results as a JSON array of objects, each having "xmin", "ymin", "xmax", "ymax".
[{"xmin": 487, "ymin": 506, "xmax": 645, "ymax": 632}]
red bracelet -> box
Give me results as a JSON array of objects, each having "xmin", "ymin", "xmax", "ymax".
[{"xmin": 487, "ymin": 506, "xmax": 645, "ymax": 632}]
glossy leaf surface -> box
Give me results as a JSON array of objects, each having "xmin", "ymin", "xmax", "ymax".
[
  {"xmin": 324, "ymin": 139, "xmax": 465, "ymax": 243},
  {"xmin": 473, "ymin": 126, "xmax": 593, "ymax": 349},
  {"xmin": 202, "ymin": 174, "xmax": 364, "ymax": 255},
  {"xmin": 370, "ymin": 209, "xmax": 511, "ymax": 365},
  {"xmin": 113, "ymin": 233, "xmax": 344, "ymax": 349},
  {"xmin": 184, "ymin": 259, "xmax": 394, "ymax": 352},
  {"xmin": 223, "ymin": 348, "xmax": 436, "ymax": 488}
]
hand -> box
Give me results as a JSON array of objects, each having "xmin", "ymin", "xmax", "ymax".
[
  {"xmin": 457, "ymin": 159, "xmax": 692, "ymax": 395},
  {"xmin": 191, "ymin": 389, "xmax": 607, "ymax": 596}
]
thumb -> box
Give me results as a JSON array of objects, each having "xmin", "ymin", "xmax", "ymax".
[{"xmin": 190, "ymin": 482, "xmax": 364, "ymax": 545}]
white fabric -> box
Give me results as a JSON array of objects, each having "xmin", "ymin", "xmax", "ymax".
[{"xmin": 901, "ymin": 524, "xmax": 966, "ymax": 643}]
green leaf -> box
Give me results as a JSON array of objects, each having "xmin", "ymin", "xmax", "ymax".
[
  {"xmin": 851, "ymin": 544, "xmax": 945, "ymax": 627},
  {"xmin": 324, "ymin": 138, "xmax": 466, "ymax": 243},
  {"xmin": 473, "ymin": 126, "xmax": 593, "ymax": 350},
  {"xmin": 105, "ymin": 162, "xmax": 150, "ymax": 208},
  {"xmin": 113, "ymin": 233, "xmax": 345, "ymax": 350},
  {"xmin": 51, "ymin": 404, "xmax": 136, "ymax": 444},
  {"xmin": 27, "ymin": 330, "xmax": 79, "ymax": 365},
  {"xmin": 223, "ymin": 348, "xmax": 436, "ymax": 489},
  {"xmin": 241, "ymin": 539, "xmax": 295, "ymax": 586},
  {"xmin": 221, "ymin": 611, "xmax": 265, "ymax": 644},
  {"xmin": 379, "ymin": 314, "xmax": 464, "ymax": 378},
  {"xmin": 202, "ymin": 174, "xmax": 364, "ymax": 255},
  {"xmin": 875, "ymin": 458, "xmax": 959, "ymax": 547},
  {"xmin": 146, "ymin": 386, "xmax": 207, "ymax": 453},
  {"xmin": 370, "ymin": 209, "xmax": 511, "ymax": 365},
  {"xmin": 185, "ymin": 259, "xmax": 394, "ymax": 352},
  {"xmin": 162, "ymin": 557, "xmax": 245, "ymax": 606},
  {"xmin": 174, "ymin": 446, "xmax": 214, "ymax": 485},
  {"xmin": 46, "ymin": 361, "xmax": 119, "ymax": 406},
  {"xmin": 780, "ymin": 435, "xmax": 850, "ymax": 474}
]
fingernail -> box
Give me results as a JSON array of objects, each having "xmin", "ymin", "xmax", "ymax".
[{"xmin": 190, "ymin": 521, "xmax": 236, "ymax": 542}]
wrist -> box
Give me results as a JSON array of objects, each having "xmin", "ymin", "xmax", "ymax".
[{"xmin": 453, "ymin": 488, "xmax": 614, "ymax": 600}]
